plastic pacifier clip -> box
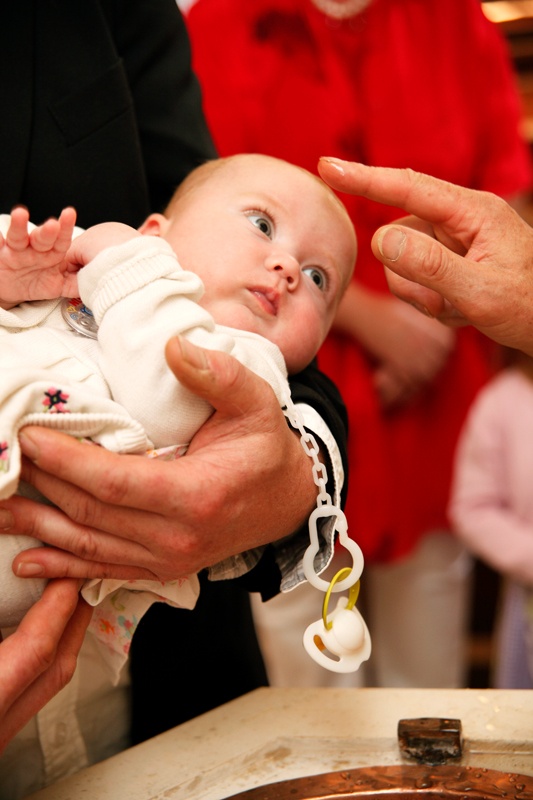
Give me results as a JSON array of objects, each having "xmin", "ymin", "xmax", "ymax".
[{"xmin": 282, "ymin": 395, "xmax": 371, "ymax": 674}]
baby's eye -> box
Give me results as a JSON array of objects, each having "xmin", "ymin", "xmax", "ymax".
[
  {"xmin": 302, "ymin": 266, "xmax": 327, "ymax": 292},
  {"xmin": 248, "ymin": 213, "xmax": 273, "ymax": 238}
]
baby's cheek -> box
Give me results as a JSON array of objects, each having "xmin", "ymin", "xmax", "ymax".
[{"xmin": 286, "ymin": 325, "xmax": 323, "ymax": 373}]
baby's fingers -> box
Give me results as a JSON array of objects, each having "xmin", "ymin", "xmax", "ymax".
[
  {"xmin": 55, "ymin": 207, "xmax": 77, "ymax": 252},
  {"xmin": 5, "ymin": 207, "xmax": 30, "ymax": 251},
  {"xmin": 30, "ymin": 208, "xmax": 76, "ymax": 254},
  {"xmin": 30, "ymin": 218, "xmax": 61, "ymax": 253}
]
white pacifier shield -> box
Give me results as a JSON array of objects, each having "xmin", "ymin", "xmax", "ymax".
[
  {"xmin": 303, "ymin": 596, "xmax": 371, "ymax": 673},
  {"xmin": 326, "ymin": 607, "xmax": 365, "ymax": 652}
]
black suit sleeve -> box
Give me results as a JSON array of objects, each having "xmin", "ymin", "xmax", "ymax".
[
  {"xmin": 0, "ymin": 0, "xmax": 217, "ymax": 228},
  {"xmin": 102, "ymin": 0, "xmax": 218, "ymax": 215}
]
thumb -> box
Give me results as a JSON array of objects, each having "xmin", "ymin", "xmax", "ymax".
[
  {"xmin": 64, "ymin": 233, "xmax": 90, "ymax": 273},
  {"xmin": 373, "ymin": 225, "xmax": 469, "ymax": 324},
  {"xmin": 164, "ymin": 336, "xmax": 274, "ymax": 418}
]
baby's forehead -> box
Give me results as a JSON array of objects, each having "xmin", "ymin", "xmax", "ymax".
[
  {"xmin": 212, "ymin": 154, "xmax": 315, "ymax": 188},
  {"xmin": 226, "ymin": 156, "xmax": 355, "ymax": 248},
  {"xmin": 192, "ymin": 155, "xmax": 356, "ymax": 275},
  {"xmin": 226, "ymin": 159, "xmax": 346, "ymax": 217}
]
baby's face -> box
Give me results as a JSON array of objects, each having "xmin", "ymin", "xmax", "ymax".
[{"xmin": 162, "ymin": 155, "xmax": 356, "ymax": 373}]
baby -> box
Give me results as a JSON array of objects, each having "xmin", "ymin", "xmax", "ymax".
[{"xmin": 0, "ymin": 154, "xmax": 356, "ymax": 675}]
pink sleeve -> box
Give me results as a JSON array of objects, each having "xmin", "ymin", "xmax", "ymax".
[{"xmin": 449, "ymin": 379, "xmax": 533, "ymax": 586}]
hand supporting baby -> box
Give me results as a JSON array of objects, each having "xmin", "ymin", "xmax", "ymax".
[{"xmin": 0, "ymin": 578, "xmax": 92, "ymax": 755}]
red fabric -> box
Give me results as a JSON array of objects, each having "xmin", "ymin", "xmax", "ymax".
[{"xmin": 186, "ymin": 0, "xmax": 533, "ymax": 561}]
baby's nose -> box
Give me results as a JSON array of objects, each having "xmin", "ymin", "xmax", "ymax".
[{"xmin": 266, "ymin": 252, "xmax": 300, "ymax": 288}]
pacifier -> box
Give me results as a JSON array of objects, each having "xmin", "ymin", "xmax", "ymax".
[
  {"xmin": 303, "ymin": 567, "xmax": 371, "ymax": 673},
  {"xmin": 281, "ymin": 398, "xmax": 371, "ymax": 674}
]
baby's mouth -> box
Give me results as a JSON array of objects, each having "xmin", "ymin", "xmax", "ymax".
[{"xmin": 249, "ymin": 287, "xmax": 279, "ymax": 316}]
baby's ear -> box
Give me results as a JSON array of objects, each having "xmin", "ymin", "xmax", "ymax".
[{"xmin": 138, "ymin": 213, "xmax": 168, "ymax": 237}]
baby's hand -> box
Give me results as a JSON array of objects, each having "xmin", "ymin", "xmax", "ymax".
[
  {"xmin": 0, "ymin": 207, "xmax": 78, "ymax": 310},
  {"xmin": 65, "ymin": 222, "xmax": 141, "ymax": 269}
]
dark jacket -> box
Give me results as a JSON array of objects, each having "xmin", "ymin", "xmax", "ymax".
[
  {"xmin": 1, "ymin": 0, "xmax": 348, "ymax": 740},
  {"xmin": 1, "ymin": 0, "xmax": 216, "ymax": 227}
]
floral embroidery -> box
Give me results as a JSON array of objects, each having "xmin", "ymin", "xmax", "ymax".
[
  {"xmin": 97, "ymin": 617, "xmax": 117, "ymax": 637},
  {"xmin": 91, "ymin": 605, "xmax": 139, "ymax": 658},
  {"xmin": 117, "ymin": 614, "xmax": 137, "ymax": 654},
  {"xmin": 110, "ymin": 593, "xmax": 127, "ymax": 612},
  {"xmin": 42, "ymin": 387, "xmax": 70, "ymax": 413},
  {"xmin": 118, "ymin": 615, "xmax": 136, "ymax": 638}
]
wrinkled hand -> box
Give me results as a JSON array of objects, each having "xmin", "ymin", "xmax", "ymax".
[
  {"xmin": 334, "ymin": 280, "xmax": 455, "ymax": 408},
  {"xmin": 0, "ymin": 207, "xmax": 78, "ymax": 309},
  {"xmin": 0, "ymin": 579, "xmax": 91, "ymax": 754},
  {"xmin": 2, "ymin": 337, "xmax": 316, "ymax": 582},
  {"xmin": 370, "ymin": 297, "xmax": 455, "ymax": 407},
  {"xmin": 318, "ymin": 158, "xmax": 533, "ymax": 355}
]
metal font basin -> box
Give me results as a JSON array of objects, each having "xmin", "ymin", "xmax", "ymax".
[{"xmin": 224, "ymin": 764, "xmax": 533, "ymax": 799}]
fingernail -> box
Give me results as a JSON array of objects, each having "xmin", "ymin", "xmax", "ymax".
[
  {"xmin": 16, "ymin": 562, "xmax": 45, "ymax": 577},
  {"xmin": 409, "ymin": 301, "xmax": 433, "ymax": 318},
  {"xmin": 377, "ymin": 227, "xmax": 406, "ymax": 262},
  {"xmin": 176, "ymin": 336, "xmax": 209, "ymax": 369},
  {"xmin": 19, "ymin": 431, "xmax": 39, "ymax": 461},
  {"xmin": 320, "ymin": 157, "xmax": 345, "ymax": 176},
  {"xmin": 0, "ymin": 509, "xmax": 13, "ymax": 529}
]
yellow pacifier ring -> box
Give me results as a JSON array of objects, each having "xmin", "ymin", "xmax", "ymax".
[{"xmin": 322, "ymin": 567, "xmax": 360, "ymax": 631}]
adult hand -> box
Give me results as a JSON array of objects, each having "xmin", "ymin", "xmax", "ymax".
[
  {"xmin": 371, "ymin": 301, "xmax": 455, "ymax": 408},
  {"xmin": 333, "ymin": 280, "xmax": 455, "ymax": 408},
  {"xmin": 0, "ymin": 579, "xmax": 91, "ymax": 754},
  {"xmin": 318, "ymin": 157, "xmax": 533, "ymax": 355},
  {"xmin": 2, "ymin": 337, "xmax": 317, "ymax": 582}
]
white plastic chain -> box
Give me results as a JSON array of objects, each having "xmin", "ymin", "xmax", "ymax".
[
  {"xmin": 281, "ymin": 392, "xmax": 371, "ymax": 673},
  {"xmin": 280, "ymin": 395, "xmax": 364, "ymax": 593}
]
